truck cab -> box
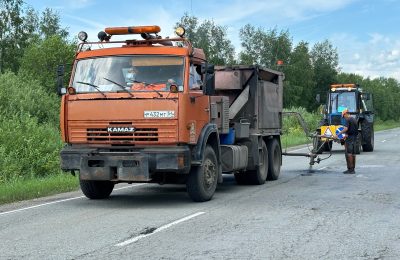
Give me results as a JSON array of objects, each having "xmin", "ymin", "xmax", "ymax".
[{"xmin": 59, "ymin": 25, "xmax": 284, "ymax": 202}]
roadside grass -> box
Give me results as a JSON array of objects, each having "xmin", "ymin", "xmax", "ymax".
[
  {"xmin": 374, "ymin": 120, "xmax": 400, "ymax": 131},
  {"xmin": 0, "ymin": 174, "xmax": 79, "ymax": 205},
  {"xmin": 0, "ymin": 119, "xmax": 398, "ymax": 206},
  {"xmin": 281, "ymin": 132, "xmax": 312, "ymax": 150}
]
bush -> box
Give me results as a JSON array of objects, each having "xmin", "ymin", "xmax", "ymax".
[
  {"xmin": 0, "ymin": 114, "xmax": 62, "ymax": 183},
  {"xmin": 0, "ymin": 72, "xmax": 59, "ymax": 125},
  {"xmin": 283, "ymin": 107, "xmax": 321, "ymax": 135}
]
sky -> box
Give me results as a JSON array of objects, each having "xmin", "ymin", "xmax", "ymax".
[{"xmin": 26, "ymin": 0, "xmax": 400, "ymax": 81}]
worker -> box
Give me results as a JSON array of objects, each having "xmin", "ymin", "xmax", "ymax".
[
  {"xmin": 125, "ymin": 59, "xmax": 139, "ymax": 86},
  {"xmin": 334, "ymin": 109, "xmax": 358, "ymax": 174}
]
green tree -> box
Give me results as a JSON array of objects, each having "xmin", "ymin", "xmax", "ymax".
[
  {"xmin": 19, "ymin": 35, "xmax": 75, "ymax": 93},
  {"xmin": 0, "ymin": 2, "xmax": 68, "ymax": 73},
  {"xmin": 239, "ymin": 25, "xmax": 292, "ymax": 69},
  {"xmin": 284, "ymin": 41, "xmax": 315, "ymax": 109},
  {"xmin": 0, "ymin": 0, "xmax": 24, "ymax": 73},
  {"xmin": 40, "ymin": 8, "xmax": 68, "ymax": 39},
  {"xmin": 176, "ymin": 13, "xmax": 198, "ymax": 44},
  {"xmin": 310, "ymin": 40, "xmax": 339, "ymax": 106},
  {"xmin": 176, "ymin": 14, "xmax": 235, "ymax": 65}
]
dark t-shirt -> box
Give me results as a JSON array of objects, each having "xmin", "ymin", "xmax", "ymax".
[{"xmin": 346, "ymin": 117, "xmax": 358, "ymax": 138}]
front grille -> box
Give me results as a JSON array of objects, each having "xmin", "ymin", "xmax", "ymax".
[
  {"xmin": 68, "ymin": 120, "xmax": 177, "ymax": 144},
  {"xmin": 87, "ymin": 128, "xmax": 158, "ymax": 142}
]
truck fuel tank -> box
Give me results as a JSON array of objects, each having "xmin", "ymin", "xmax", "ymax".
[{"xmin": 220, "ymin": 145, "xmax": 248, "ymax": 172}]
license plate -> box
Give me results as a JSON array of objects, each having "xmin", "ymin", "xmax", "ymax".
[{"xmin": 144, "ymin": 110, "xmax": 175, "ymax": 118}]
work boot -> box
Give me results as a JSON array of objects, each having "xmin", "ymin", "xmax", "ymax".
[
  {"xmin": 343, "ymin": 154, "xmax": 351, "ymax": 174},
  {"xmin": 349, "ymin": 155, "xmax": 356, "ymax": 174},
  {"xmin": 345, "ymin": 155, "xmax": 355, "ymax": 174}
]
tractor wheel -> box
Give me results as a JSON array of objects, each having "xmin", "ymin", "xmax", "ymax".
[
  {"xmin": 355, "ymin": 133, "xmax": 362, "ymax": 154},
  {"xmin": 323, "ymin": 141, "xmax": 333, "ymax": 152},
  {"xmin": 362, "ymin": 123, "xmax": 374, "ymax": 152}
]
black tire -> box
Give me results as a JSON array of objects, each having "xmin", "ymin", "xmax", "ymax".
[
  {"xmin": 234, "ymin": 172, "xmax": 248, "ymax": 185},
  {"xmin": 323, "ymin": 141, "xmax": 333, "ymax": 152},
  {"xmin": 186, "ymin": 145, "xmax": 218, "ymax": 202},
  {"xmin": 247, "ymin": 140, "xmax": 268, "ymax": 185},
  {"xmin": 362, "ymin": 124, "xmax": 374, "ymax": 152},
  {"xmin": 267, "ymin": 138, "xmax": 281, "ymax": 181},
  {"xmin": 355, "ymin": 133, "xmax": 361, "ymax": 154},
  {"xmin": 80, "ymin": 180, "xmax": 114, "ymax": 199}
]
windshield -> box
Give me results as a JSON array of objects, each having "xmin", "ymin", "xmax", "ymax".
[
  {"xmin": 72, "ymin": 55, "xmax": 184, "ymax": 93},
  {"xmin": 330, "ymin": 92, "xmax": 356, "ymax": 113}
]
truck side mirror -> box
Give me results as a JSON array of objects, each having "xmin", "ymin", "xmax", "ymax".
[
  {"xmin": 315, "ymin": 94, "xmax": 321, "ymax": 103},
  {"xmin": 204, "ymin": 73, "xmax": 215, "ymax": 95},
  {"xmin": 202, "ymin": 64, "xmax": 215, "ymax": 95},
  {"xmin": 201, "ymin": 63, "xmax": 215, "ymax": 74},
  {"xmin": 57, "ymin": 64, "xmax": 66, "ymax": 95}
]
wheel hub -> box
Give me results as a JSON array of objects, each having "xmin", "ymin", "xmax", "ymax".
[{"xmin": 203, "ymin": 158, "xmax": 216, "ymax": 189}]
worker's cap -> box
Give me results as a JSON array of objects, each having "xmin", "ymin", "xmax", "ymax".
[{"xmin": 341, "ymin": 109, "xmax": 349, "ymax": 117}]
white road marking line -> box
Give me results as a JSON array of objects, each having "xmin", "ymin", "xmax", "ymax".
[
  {"xmin": 381, "ymin": 140, "xmax": 386, "ymax": 143},
  {"xmin": 318, "ymin": 166, "xmax": 328, "ymax": 170},
  {"xmin": 0, "ymin": 184, "xmax": 146, "ymax": 217},
  {"xmin": 289, "ymin": 146, "xmax": 309, "ymax": 153},
  {"xmin": 358, "ymin": 165, "xmax": 384, "ymax": 168},
  {"xmin": 115, "ymin": 211, "xmax": 206, "ymax": 247}
]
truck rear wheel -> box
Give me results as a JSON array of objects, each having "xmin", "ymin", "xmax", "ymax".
[
  {"xmin": 248, "ymin": 140, "xmax": 268, "ymax": 185},
  {"xmin": 80, "ymin": 180, "xmax": 114, "ymax": 199},
  {"xmin": 267, "ymin": 138, "xmax": 281, "ymax": 181},
  {"xmin": 362, "ymin": 124, "xmax": 374, "ymax": 152},
  {"xmin": 186, "ymin": 145, "xmax": 218, "ymax": 202}
]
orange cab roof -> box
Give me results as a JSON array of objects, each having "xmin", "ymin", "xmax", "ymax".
[{"xmin": 77, "ymin": 45, "xmax": 192, "ymax": 59}]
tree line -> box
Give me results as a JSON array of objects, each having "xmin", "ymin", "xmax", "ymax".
[{"xmin": 177, "ymin": 14, "xmax": 400, "ymax": 120}]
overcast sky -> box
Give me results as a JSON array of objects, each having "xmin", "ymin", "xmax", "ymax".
[{"xmin": 27, "ymin": 0, "xmax": 400, "ymax": 80}]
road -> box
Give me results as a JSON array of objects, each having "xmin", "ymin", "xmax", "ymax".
[{"xmin": 1, "ymin": 128, "xmax": 400, "ymax": 259}]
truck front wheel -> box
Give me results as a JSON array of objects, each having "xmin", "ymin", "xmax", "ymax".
[
  {"xmin": 80, "ymin": 180, "xmax": 115, "ymax": 199},
  {"xmin": 187, "ymin": 145, "xmax": 218, "ymax": 202}
]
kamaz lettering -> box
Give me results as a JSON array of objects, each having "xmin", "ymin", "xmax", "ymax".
[{"xmin": 107, "ymin": 127, "xmax": 135, "ymax": 133}]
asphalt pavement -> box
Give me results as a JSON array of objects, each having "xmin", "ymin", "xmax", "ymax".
[{"xmin": 1, "ymin": 128, "xmax": 399, "ymax": 259}]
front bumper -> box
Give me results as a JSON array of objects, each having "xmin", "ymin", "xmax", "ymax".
[{"xmin": 60, "ymin": 145, "xmax": 191, "ymax": 181}]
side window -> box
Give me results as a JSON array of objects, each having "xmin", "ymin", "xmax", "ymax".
[{"xmin": 189, "ymin": 63, "xmax": 203, "ymax": 90}]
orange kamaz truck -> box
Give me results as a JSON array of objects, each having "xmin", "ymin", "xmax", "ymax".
[{"xmin": 58, "ymin": 25, "xmax": 284, "ymax": 202}]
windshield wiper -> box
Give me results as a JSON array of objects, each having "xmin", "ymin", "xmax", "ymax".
[
  {"xmin": 76, "ymin": 81, "xmax": 107, "ymax": 98},
  {"xmin": 103, "ymin": 77, "xmax": 134, "ymax": 97},
  {"xmin": 132, "ymin": 80, "xmax": 163, "ymax": 97}
]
